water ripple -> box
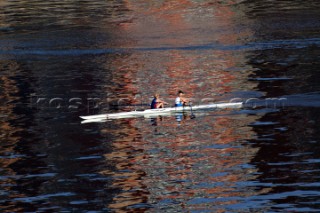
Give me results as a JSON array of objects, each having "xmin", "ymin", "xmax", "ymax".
[{"xmin": 1, "ymin": 37, "xmax": 320, "ymax": 56}]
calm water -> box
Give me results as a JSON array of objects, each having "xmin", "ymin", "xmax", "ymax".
[{"xmin": 1, "ymin": 0, "xmax": 320, "ymax": 212}]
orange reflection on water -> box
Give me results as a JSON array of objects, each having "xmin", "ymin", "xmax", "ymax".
[
  {"xmin": 133, "ymin": 113, "xmax": 261, "ymax": 211},
  {"xmin": 100, "ymin": 120, "xmax": 149, "ymax": 212},
  {"xmin": 96, "ymin": 0, "xmax": 262, "ymax": 211},
  {"xmin": 100, "ymin": 111, "xmax": 263, "ymax": 211},
  {"xmin": 0, "ymin": 63, "xmax": 25, "ymax": 212}
]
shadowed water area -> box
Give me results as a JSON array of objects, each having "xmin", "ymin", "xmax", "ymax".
[{"xmin": 1, "ymin": 0, "xmax": 320, "ymax": 212}]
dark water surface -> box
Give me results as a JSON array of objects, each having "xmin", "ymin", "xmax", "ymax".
[{"xmin": 1, "ymin": 0, "xmax": 320, "ymax": 212}]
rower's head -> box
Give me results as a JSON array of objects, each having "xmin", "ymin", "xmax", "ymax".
[
  {"xmin": 177, "ymin": 90, "xmax": 184, "ymax": 97},
  {"xmin": 154, "ymin": 93, "xmax": 159, "ymax": 98}
]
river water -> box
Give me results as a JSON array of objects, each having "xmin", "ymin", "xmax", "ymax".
[{"xmin": 1, "ymin": 0, "xmax": 320, "ymax": 212}]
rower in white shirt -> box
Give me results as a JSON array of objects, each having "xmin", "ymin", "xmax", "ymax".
[{"xmin": 175, "ymin": 90, "xmax": 189, "ymax": 107}]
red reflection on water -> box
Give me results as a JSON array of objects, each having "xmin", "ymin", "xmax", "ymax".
[
  {"xmin": 0, "ymin": 65, "xmax": 26, "ymax": 212},
  {"xmin": 101, "ymin": 112, "xmax": 261, "ymax": 211},
  {"xmin": 98, "ymin": 0, "xmax": 261, "ymax": 212},
  {"xmin": 100, "ymin": 120, "xmax": 150, "ymax": 211},
  {"xmin": 131, "ymin": 114, "xmax": 261, "ymax": 211}
]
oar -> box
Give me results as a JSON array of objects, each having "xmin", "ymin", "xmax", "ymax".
[{"xmin": 189, "ymin": 102, "xmax": 196, "ymax": 119}]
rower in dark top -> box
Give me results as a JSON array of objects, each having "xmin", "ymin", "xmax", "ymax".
[{"xmin": 151, "ymin": 93, "xmax": 168, "ymax": 109}]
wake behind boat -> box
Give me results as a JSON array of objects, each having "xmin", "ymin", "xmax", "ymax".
[{"xmin": 80, "ymin": 102, "xmax": 243, "ymax": 121}]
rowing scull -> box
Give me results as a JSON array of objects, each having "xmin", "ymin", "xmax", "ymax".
[{"xmin": 80, "ymin": 102, "xmax": 243, "ymax": 121}]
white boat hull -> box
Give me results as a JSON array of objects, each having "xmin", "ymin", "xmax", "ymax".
[{"xmin": 80, "ymin": 102, "xmax": 243, "ymax": 121}]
